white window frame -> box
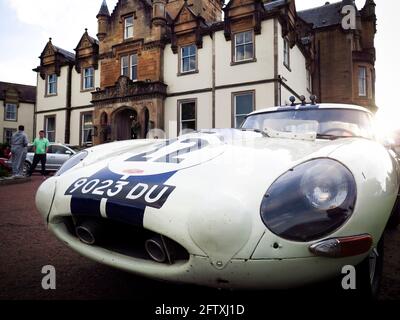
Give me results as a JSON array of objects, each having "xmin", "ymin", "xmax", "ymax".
[
  {"xmin": 47, "ymin": 74, "xmax": 57, "ymax": 95},
  {"xmin": 121, "ymin": 54, "xmax": 137, "ymax": 81},
  {"xmin": 5, "ymin": 103, "xmax": 17, "ymax": 121},
  {"xmin": 121, "ymin": 56, "xmax": 129, "ymax": 77},
  {"xmin": 179, "ymin": 100, "xmax": 197, "ymax": 132},
  {"xmin": 83, "ymin": 67, "xmax": 95, "ymax": 90},
  {"xmin": 180, "ymin": 45, "xmax": 197, "ymax": 73},
  {"xmin": 45, "ymin": 116, "xmax": 56, "ymax": 143},
  {"xmin": 4, "ymin": 128, "xmax": 16, "ymax": 145},
  {"xmin": 307, "ymin": 69, "xmax": 312, "ymax": 93},
  {"xmin": 234, "ymin": 31, "xmax": 254, "ymax": 62},
  {"xmin": 81, "ymin": 112, "xmax": 94, "ymax": 145},
  {"xmin": 283, "ymin": 38, "xmax": 290, "ymax": 69},
  {"xmin": 233, "ymin": 91, "xmax": 255, "ymax": 129},
  {"xmin": 130, "ymin": 54, "xmax": 138, "ymax": 81},
  {"xmin": 358, "ymin": 66, "xmax": 367, "ymax": 97},
  {"xmin": 124, "ymin": 15, "xmax": 134, "ymax": 39}
]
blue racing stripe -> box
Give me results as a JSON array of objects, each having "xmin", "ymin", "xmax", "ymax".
[{"xmin": 68, "ymin": 168, "xmax": 177, "ymax": 227}]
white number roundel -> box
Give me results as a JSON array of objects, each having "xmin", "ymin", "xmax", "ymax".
[{"xmin": 108, "ymin": 133, "xmax": 225, "ymax": 177}]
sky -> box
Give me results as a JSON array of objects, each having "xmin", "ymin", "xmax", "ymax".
[{"xmin": 0, "ymin": 0, "xmax": 398, "ymax": 132}]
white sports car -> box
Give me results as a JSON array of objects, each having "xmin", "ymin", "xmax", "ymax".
[{"xmin": 36, "ymin": 99, "xmax": 400, "ymax": 298}]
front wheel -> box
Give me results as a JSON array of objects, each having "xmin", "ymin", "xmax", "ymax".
[
  {"xmin": 355, "ymin": 236, "xmax": 384, "ymax": 300},
  {"xmin": 387, "ymin": 197, "xmax": 400, "ymax": 229}
]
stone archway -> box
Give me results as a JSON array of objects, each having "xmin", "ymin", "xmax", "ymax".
[{"xmin": 112, "ymin": 107, "xmax": 139, "ymax": 141}]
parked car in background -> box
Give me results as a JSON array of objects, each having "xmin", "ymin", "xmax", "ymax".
[{"xmin": 7, "ymin": 144, "xmax": 79, "ymax": 175}]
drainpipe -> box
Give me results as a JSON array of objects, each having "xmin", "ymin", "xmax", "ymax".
[
  {"xmin": 212, "ymin": 33, "xmax": 216, "ymax": 128},
  {"xmin": 273, "ymin": 18, "xmax": 279, "ymax": 106},
  {"xmin": 65, "ymin": 64, "xmax": 72, "ymax": 144}
]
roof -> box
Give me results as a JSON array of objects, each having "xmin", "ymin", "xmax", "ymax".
[
  {"xmin": 97, "ymin": 0, "xmax": 110, "ymax": 17},
  {"xmin": 297, "ymin": 1, "xmax": 357, "ymax": 29},
  {"xmin": 249, "ymin": 103, "xmax": 373, "ymax": 116},
  {"xmin": 264, "ymin": 0, "xmax": 288, "ymax": 12},
  {"xmin": 0, "ymin": 81, "xmax": 36, "ymax": 104},
  {"xmin": 54, "ymin": 46, "xmax": 76, "ymax": 61}
]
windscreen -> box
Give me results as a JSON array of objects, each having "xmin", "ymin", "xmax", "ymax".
[{"xmin": 242, "ymin": 108, "xmax": 374, "ymax": 139}]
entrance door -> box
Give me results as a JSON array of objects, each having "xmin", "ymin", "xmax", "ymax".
[{"xmin": 113, "ymin": 108, "xmax": 138, "ymax": 141}]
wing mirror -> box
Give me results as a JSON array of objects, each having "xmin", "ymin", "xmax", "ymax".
[{"xmin": 65, "ymin": 150, "xmax": 73, "ymax": 155}]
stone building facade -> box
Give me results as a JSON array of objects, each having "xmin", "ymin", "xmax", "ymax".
[
  {"xmin": 0, "ymin": 82, "xmax": 36, "ymax": 144},
  {"xmin": 33, "ymin": 0, "xmax": 377, "ymax": 146},
  {"xmin": 298, "ymin": 0, "xmax": 377, "ymax": 112}
]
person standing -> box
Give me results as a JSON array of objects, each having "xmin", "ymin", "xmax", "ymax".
[
  {"xmin": 28, "ymin": 130, "xmax": 49, "ymax": 178},
  {"xmin": 10, "ymin": 125, "xmax": 29, "ymax": 178}
]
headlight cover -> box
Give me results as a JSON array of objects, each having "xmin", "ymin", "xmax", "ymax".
[
  {"xmin": 260, "ymin": 159, "xmax": 356, "ymax": 242},
  {"xmin": 55, "ymin": 150, "xmax": 88, "ymax": 177}
]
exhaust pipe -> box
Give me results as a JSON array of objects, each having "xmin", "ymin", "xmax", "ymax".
[
  {"xmin": 145, "ymin": 236, "xmax": 173, "ymax": 263},
  {"xmin": 145, "ymin": 236, "xmax": 177, "ymax": 264},
  {"xmin": 75, "ymin": 219, "xmax": 105, "ymax": 245}
]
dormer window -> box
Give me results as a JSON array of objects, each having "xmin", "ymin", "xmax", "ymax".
[
  {"xmin": 5, "ymin": 104, "xmax": 17, "ymax": 121},
  {"xmin": 234, "ymin": 31, "xmax": 254, "ymax": 63},
  {"xmin": 83, "ymin": 67, "xmax": 95, "ymax": 90},
  {"xmin": 180, "ymin": 45, "xmax": 197, "ymax": 74},
  {"xmin": 47, "ymin": 74, "xmax": 57, "ymax": 95},
  {"xmin": 124, "ymin": 15, "xmax": 134, "ymax": 39}
]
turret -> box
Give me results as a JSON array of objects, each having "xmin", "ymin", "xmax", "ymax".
[
  {"xmin": 361, "ymin": 0, "xmax": 376, "ymax": 18},
  {"xmin": 152, "ymin": 0, "xmax": 167, "ymax": 26},
  {"xmin": 96, "ymin": 0, "xmax": 110, "ymax": 41},
  {"xmin": 151, "ymin": 0, "xmax": 167, "ymax": 40}
]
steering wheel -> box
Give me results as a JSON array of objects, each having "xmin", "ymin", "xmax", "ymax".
[{"xmin": 320, "ymin": 128, "xmax": 356, "ymax": 137}]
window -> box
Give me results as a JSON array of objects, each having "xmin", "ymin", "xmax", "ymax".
[
  {"xmin": 179, "ymin": 100, "xmax": 196, "ymax": 132},
  {"xmin": 121, "ymin": 56, "xmax": 129, "ymax": 77},
  {"xmin": 5, "ymin": 104, "xmax": 17, "ymax": 121},
  {"xmin": 121, "ymin": 54, "xmax": 137, "ymax": 80},
  {"xmin": 45, "ymin": 116, "xmax": 56, "ymax": 143},
  {"xmin": 307, "ymin": 69, "xmax": 312, "ymax": 93},
  {"xmin": 181, "ymin": 45, "xmax": 197, "ymax": 73},
  {"xmin": 233, "ymin": 92, "xmax": 255, "ymax": 128},
  {"xmin": 49, "ymin": 145, "xmax": 69, "ymax": 155},
  {"xmin": 47, "ymin": 74, "xmax": 57, "ymax": 95},
  {"xmin": 81, "ymin": 112, "xmax": 93, "ymax": 145},
  {"xmin": 3, "ymin": 128, "xmax": 16, "ymax": 145},
  {"xmin": 283, "ymin": 38, "xmax": 290, "ymax": 69},
  {"xmin": 234, "ymin": 31, "xmax": 254, "ymax": 62},
  {"xmin": 83, "ymin": 67, "xmax": 94, "ymax": 90},
  {"xmin": 124, "ymin": 15, "xmax": 134, "ymax": 39},
  {"xmin": 358, "ymin": 66, "xmax": 367, "ymax": 97},
  {"xmin": 130, "ymin": 54, "xmax": 138, "ymax": 81}
]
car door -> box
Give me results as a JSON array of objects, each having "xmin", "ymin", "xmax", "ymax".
[{"xmin": 47, "ymin": 145, "xmax": 74, "ymax": 170}]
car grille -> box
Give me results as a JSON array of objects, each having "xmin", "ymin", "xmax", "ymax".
[{"xmin": 60, "ymin": 216, "xmax": 190, "ymax": 264}]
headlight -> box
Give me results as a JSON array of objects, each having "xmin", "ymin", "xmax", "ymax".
[
  {"xmin": 260, "ymin": 159, "xmax": 356, "ymax": 242},
  {"xmin": 55, "ymin": 150, "xmax": 88, "ymax": 176}
]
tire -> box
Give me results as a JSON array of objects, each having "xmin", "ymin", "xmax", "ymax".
[
  {"xmin": 354, "ymin": 236, "xmax": 384, "ymax": 300},
  {"xmin": 387, "ymin": 212, "xmax": 400, "ymax": 230},
  {"xmin": 23, "ymin": 162, "xmax": 31, "ymax": 177},
  {"xmin": 387, "ymin": 197, "xmax": 400, "ymax": 229}
]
